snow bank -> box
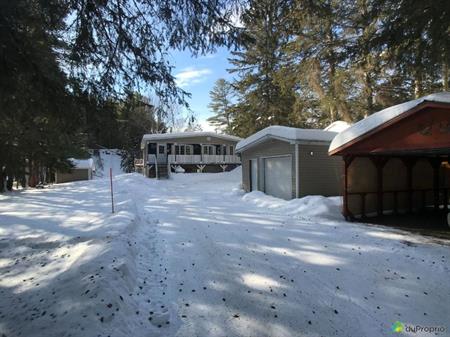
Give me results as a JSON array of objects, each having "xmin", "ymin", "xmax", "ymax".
[
  {"xmin": 242, "ymin": 191, "xmax": 344, "ymax": 221},
  {"xmin": 0, "ymin": 174, "xmax": 150, "ymax": 337},
  {"xmin": 171, "ymin": 166, "xmax": 242, "ymax": 185},
  {"xmin": 169, "ymin": 166, "xmax": 343, "ymax": 222},
  {"xmin": 174, "ymin": 165, "xmax": 185, "ymax": 173}
]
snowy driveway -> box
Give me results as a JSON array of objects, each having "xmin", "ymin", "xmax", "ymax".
[
  {"xmin": 135, "ymin": 172, "xmax": 450, "ymax": 337},
  {"xmin": 0, "ymin": 170, "xmax": 449, "ymax": 337}
]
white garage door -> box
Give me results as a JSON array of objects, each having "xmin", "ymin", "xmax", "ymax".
[{"xmin": 264, "ymin": 156, "xmax": 292, "ymax": 200}]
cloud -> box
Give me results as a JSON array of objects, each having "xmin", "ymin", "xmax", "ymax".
[
  {"xmin": 175, "ymin": 67, "xmax": 212, "ymax": 88},
  {"xmin": 199, "ymin": 118, "xmax": 216, "ymax": 132}
]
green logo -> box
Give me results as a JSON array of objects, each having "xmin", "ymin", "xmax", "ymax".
[{"xmin": 392, "ymin": 321, "xmax": 404, "ymax": 333}]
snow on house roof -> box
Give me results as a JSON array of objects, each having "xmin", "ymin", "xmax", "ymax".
[
  {"xmin": 69, "ymin": 158, "xmax": 95, "ymax": 170},
  {"xmin": 142, "ymin": 131, "xmax": 241, "ymax": 144},
  {"xmin": 324, "ymin": 121, "xmax": 351, "ymax": 132},
  {"xmin": 236, "ymin": 126, "xmax": 337, "ymax": 152},
  {"xmin": 329, "ymin": 92, "xmax": 450, "ymax": 154}
]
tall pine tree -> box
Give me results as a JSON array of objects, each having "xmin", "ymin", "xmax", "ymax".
[
  {"xmin": 228, "ymin": 0, "xmax": 297, "ymax": 137},
  {"xmin": 207, "ymin": 79, "xmax": 234, "ymax": 133},
  {"xmin": 283, "ymin": 0, "xmax": 354, "ymax": 125}
]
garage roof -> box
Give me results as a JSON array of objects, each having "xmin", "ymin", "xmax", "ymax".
[
  {"xmin": 324, "ymin": 121, "xmax": 351, "ymax": 132},
  {"xmin": 329, "ymin": 92, "xmax": 450, "ymax": 154},
  {"xmin": 236, "ymin": 126, "xmax": 337, "ymax": 153},
  {"xmin": 70, "ymin": 158, "xmax": 95, "ymax": 170}
]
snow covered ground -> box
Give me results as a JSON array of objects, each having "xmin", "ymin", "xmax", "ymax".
[{"xmin": 0, "ymin": 168, "xmax": 449, "ymax": 337}]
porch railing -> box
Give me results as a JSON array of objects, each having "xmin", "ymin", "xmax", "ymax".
[
  {"xmin": 167, "ymin": 154, "xmax": 240, "ymax": 164},
  {"xmin": 348, "ymin": 187, "xmax": 449, "ymax": 218},
  {"xmin": 147, "ymin": 154, "xmax": 167, "ymax": 164}
]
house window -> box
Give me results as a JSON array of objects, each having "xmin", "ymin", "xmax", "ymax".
[
  {"xmin": 229, "ymin": 146, "xmax": 234, "ymax": 155},
  {"xmin": 148, "ymin": 143, "xmax": 157, "ymax": 155},
  {"xmin": 186, "ymin": 146, "xmax": 191, "ymax": 155},
  {"xmin": 175, "ymin": 145, "xmax": 185, "ymax": 155},
  {"xmin": 222, "ymin": 145, "xmax": 227, "ymax": 155},
  {"xmin": 193, "ymin": 144, "xmax": 201, "ymax": 155},
  {"xmin": 203, "ymin": 145, "xmax": 214, "ymax": 155},
  {"xmin": 158, "ymin": 145, "xmax": 165, "ymax": 154}
]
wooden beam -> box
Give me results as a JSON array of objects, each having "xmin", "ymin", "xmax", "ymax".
[
  {"xmin": 444, "ymin": 188, "xmax": 449, "ymax": 212},
  {"xmin": 430, "ymin": 157, "xmax": 442, "ymax": 211},
  {"xmin": 343, "ymin": 155, "xmax": 354, "ymax": 220}
]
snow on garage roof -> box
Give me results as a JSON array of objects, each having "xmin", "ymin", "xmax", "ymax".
[
  {"xmin": 142, "ymin": 131, "xmax": 241, "ymax": 143},
  {"xmin": 329, "ymin": 92, "xmax": 450, "ymax": 154},
  {"xmin": 69, "ymin": 158, "xmax": 95, "ymax": 170},
  {"xmin": 236, "ymin": 126, "xmax": 337, "ymax": 152},
  {"xmin": 324, "ymin": 121, "xmax": 351, "ymax": 132}
]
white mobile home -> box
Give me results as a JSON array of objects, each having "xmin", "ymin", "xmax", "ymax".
[{"xmin": 141, "ymin": 132, "xmax": 241, "ymax": 178}]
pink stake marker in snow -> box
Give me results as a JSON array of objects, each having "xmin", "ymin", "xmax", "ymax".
[{"xmin": 110, "ymin": 167, "xmax": 115, "ymax": 213}]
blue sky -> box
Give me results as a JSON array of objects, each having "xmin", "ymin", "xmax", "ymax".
[{"xmin": 168, "ymin": 47, "xmax": 233, "ymax": 131}]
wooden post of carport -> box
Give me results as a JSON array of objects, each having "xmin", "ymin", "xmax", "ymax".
[
  {"xmin": 444, "ymin": 155, "xmax": 449, "ymax": 212},
  {"xmin": 429, "ymin": 157, "xmax": 443, "ymax": 211},
  {"xmin": 343, "ymin": 155, "xmax": 354, "ymax": 220}
]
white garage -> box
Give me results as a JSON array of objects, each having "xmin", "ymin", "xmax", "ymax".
[
  {"xmin": 236, "ymin": 125, "xmax": 345, "ymax": 200},
  {"xmin": 263, "ymin": 156, "xmax": 292, "ymax": 200}
]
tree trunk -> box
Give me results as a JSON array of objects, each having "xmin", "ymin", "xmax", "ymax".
[
  {"xmin": 6, "ymin": 176, "xmax": 13, "ymax": 191},
  {"xmin": 364, "ymin": 71, "xmax": 374, "ymax": 117},
  {"xmin": 329, "ymin": 105, "xmax": 337, "ymax": 122},
  {"xmin": 0, "ymin": 167, "xmax": 4, "ymax": 193},
  {"xmin": 414, "ymin": 44, "xmax": 424, "ymax": 98},
  {"xmin": 443, "ymin": 62, "xmax": 449, "ymax": 91},
  {"xmin": 28, "ymin": 161, "xmax": 38, "ymax": 187},
  {"xmin": 414, "ymin": 74, "xmax": 423, "ymax": 99}
]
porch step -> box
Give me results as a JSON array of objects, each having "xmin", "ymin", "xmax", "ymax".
[{"xmin": 156, "ymin": 165, "xmax": 169, "ymax": 179}]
